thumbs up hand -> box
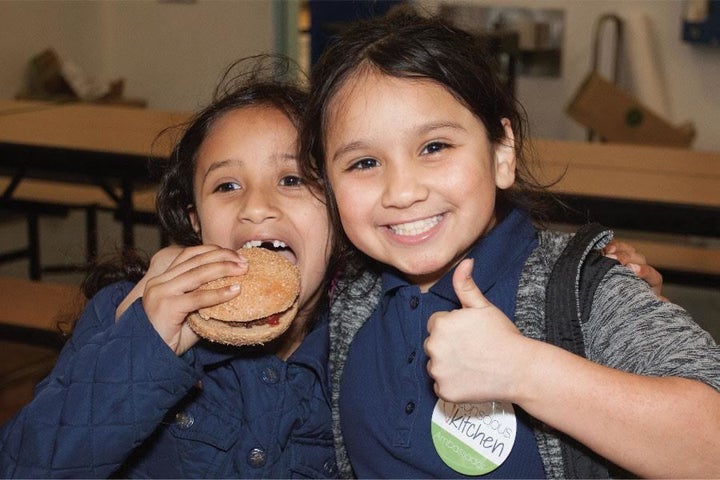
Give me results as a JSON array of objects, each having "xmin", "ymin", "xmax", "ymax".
[{"xmin": 424, "ymin": 258, "xmax": 531, "ymax": 404}]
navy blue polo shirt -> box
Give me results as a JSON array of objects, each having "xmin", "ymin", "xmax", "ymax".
[{"xmin": 340, "ymin": 209, "xmax": 545, "ymax": 478}]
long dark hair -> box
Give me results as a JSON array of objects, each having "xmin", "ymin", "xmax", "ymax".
[
  {"xmin": 153, "ymin": 56, "xmax": 314, "ymax": 247},
  {"xmin": 84, "ymin": 55, "xmax": 317, "ymax": 298},
  {"xmin": 300, "ymin": 12, "xmax": 550, "ymax": 273}
]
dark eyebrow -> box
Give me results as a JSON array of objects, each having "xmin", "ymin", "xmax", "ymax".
[
  {"xmin": 201, "ymin": 152, "xmax": 299, "ymax": 183},
  {"xmin": 201, "ymin": 158, "xmax": 239, "ymax": 184},
  {"xmin": 330, "ymin": 121, "xmax": 467, "ymax": 164},
  {"xmin": 330, "ymin": 140, "xmax": 370, "ymax": 164},
  {"xmin": 418, "ymin": 121, "xmax": 467, "ymax": 135}
]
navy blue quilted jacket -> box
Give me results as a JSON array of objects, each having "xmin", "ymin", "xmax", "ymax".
[{"xmin": 0, "ymin": 282, "xmax": 337, "ymax": 478}]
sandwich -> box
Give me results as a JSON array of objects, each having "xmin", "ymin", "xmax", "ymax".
[{"xmin": 186, "ymin": 247, "xmax": 300, "ymax": 346}]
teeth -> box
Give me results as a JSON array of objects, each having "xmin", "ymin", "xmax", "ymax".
[
  {"xmin": 242, "ymin": 240, "xmax": 288, "ymax": 249},
  {"xmin": 389, "ymin": 215, "xmax": 442, "ymax": 236}
]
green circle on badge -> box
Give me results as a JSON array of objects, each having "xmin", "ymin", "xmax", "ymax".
[
  {"xmin": 431, "ymin": 421, "xmax": 498, "ymax": 475},
  {"xmin": 431, "ymin": 400, "xmax": 516, "ymax": 476}
]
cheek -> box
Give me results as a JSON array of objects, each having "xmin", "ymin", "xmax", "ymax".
[
  {"xmin": 334, "ymin": 187, "xmax": 367, "ymax": 232},
  {"xmin": 298, "ymin": 208, "xmax": 332, "ymax": 294},
  {"xmin": 299, "ymin": 200, "xmax": 332, "ymax": 245},
  {"xmin": 453, "ymin": 170, "xmax": 499, "ymax": 228},
  {"xmin": 195, "ymin": 203, "xmax": 232, "ymax": 246},
  {"xmin": 448, "ymin": 160, "xmax": 495, "ymax": 195},
  {"xmin": 333, "ymin": 188, "xmax": 352, "ymax": 215},
  {"xmin": 332, "ymin": 175, "xmax": 369, "ymax": 212}
]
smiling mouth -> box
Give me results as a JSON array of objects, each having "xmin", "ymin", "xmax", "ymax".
[{"xmin": 388, "ymin": 214, "xmax": 443, "ymax": 236}]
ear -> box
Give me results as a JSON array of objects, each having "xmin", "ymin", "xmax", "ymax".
[
  {"xmin": 493, "ymin": 118, "xmax": 516, "ymax": 190},
  {"xmin": 188, "ymin": 204, "xmax": 201, "ymax": 236}
]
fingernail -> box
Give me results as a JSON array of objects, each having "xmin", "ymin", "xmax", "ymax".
[
  {"xmin": 628, "ymin": 263, "xmax": 640, "ymax": 273},
  {"xmin": 229, "ymin": 284, "xmax": 240, "ymax": 292},
  {"xmin": 606, "ymin": 253, "xmax": 617, "ymax": 260}
]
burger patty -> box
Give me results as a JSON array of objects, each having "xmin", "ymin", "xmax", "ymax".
[{"xmin": 224, "ymin": 314, "xmax": 281, "ymax": 328}]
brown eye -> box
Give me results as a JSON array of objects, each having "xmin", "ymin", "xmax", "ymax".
[
  {"xmin": 350, "ymin": 158, "xmax": 379, "ymax": 171},
  {"xmin": 421, "ymin": 142, "xmax": 448, "ymax": 155},
  {"xmin": 279, "ymin": 175, "xmax": 304, "ymax": 187},
  {"xmin": 213, "ymin": 181, "xmax": 241, "ymax": 193}
]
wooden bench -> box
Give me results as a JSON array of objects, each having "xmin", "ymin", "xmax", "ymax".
[
  {"xmin": 549, "ymin": 222, "xmax": 720, "ymax": 288},
  {"xmin": 532, "ymin": 139, "xmax": 720, "ymax": 287},
  {"xmin": 1, "ymin": 176, "xmax": 161, "ymax": 278},
  {"xmin": 1, "ymin": 176, "xmax": 110, "ymax": 278},
  {"xmin": 616, "ymin": 237, "xmax": 720, "ymax": 288},
  {"xmin": 0, "ymin": 276, "xmax": 83, "ymax": 411},
  {"xmin": 0, "ymin": 276, "xmax": 83, "ymax": 345}
]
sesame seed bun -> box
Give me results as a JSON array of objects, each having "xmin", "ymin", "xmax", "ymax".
[{"xmin": 187, "ymin": 248, "xmax": 300, "ymax": 346}]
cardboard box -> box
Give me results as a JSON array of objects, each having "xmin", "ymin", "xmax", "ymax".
[{"xmin": 566, "ymin": 73, "xmax": 695, "ymax": 148}]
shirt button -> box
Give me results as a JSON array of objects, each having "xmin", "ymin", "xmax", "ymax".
[
  {"xmin": 247, "ymin": 447, "xmax": 267, "ymax": 468},
  {"xmin": 323, "ymin": 459, "xmax": 338, "ymax": 476},
  {"xmin": 261, "ymin": 366, "xmax": 279, "ymax": 384},
  {"xmin": 407, "ymin": 351, "xmax": 416, "ymax": 363},
  {"xmin": 174, "ymin": 411, "xmax": 194, "ymax": 429},
  {"xmin": 409, "ymin": 296, "xmax": 419, "ymax": 309},
  {"xmin": 405, "ymin": 401, "xmax": 416, "ymax": 414}
]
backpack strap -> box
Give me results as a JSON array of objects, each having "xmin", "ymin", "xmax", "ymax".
[{"xmin": 545, "ymin": 223, "xmax": 618, "ymax": 479}]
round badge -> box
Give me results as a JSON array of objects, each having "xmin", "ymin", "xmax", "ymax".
[{"xmin": 431, "ymin": 399, "xmax": 516, "ymax": 475}]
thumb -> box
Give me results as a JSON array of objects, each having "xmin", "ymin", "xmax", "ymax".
[{"xmin": 453, "ymin": 258, "xmax": 491, "ymax": 309}]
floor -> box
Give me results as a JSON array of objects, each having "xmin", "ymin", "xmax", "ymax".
[
  {"xmin": 0, "ymin": 341, "xmax": 59, "ymax": 424},
  {"xmin": 0, "ymin": 210, "xmax": 718, "ymax": 423}
]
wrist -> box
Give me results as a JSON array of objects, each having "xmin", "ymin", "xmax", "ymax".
[{"xmin": 506, "ymin": 337, "xmax": 554, "ymax": 407}]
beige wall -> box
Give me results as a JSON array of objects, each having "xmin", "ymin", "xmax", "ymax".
[
  {"xmin": 1, "ymin": 0, "xmax": 718, "ymax": 151},
  {"xmin": 0, "ymin": 0, "xmax": 275, "ymax": 111},
  {"xmin": 419, "ymin": 0, "xmax": 720, "ymax": 152}
]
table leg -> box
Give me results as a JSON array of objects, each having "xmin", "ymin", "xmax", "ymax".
[
  {"xmin": 120, "ymin": 178, "xmax": 135, "ymax": 249},
  {"xmin": 27, "ymin": 213, "xmax": 41, "ymax": 280}
]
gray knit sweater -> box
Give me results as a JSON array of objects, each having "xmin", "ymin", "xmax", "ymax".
[{"xmin": 328, "ymin": 229, "xmax": 720, "ymax": 479}]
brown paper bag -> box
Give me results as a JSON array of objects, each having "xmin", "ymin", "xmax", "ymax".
[{"xmin": 566, "ymin": 72, "xmax": 695, "ymax": 148}]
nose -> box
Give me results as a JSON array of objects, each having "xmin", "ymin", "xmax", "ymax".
[
  {"xmin": 239, "ymin": 187, "xmax": 280, "ymax": 224},
  {"xmin": 381, "ymin": 160, "xmax": 428, "ymax": 209}
]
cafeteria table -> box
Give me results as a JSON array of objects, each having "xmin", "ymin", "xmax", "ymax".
[
  {"xmin": 533, "ymin": 139, "xmax": 720, "ymax": 285},
  {"xmin": 0, "ymin": 100, "xmax": 189, "ymax": 248}
]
